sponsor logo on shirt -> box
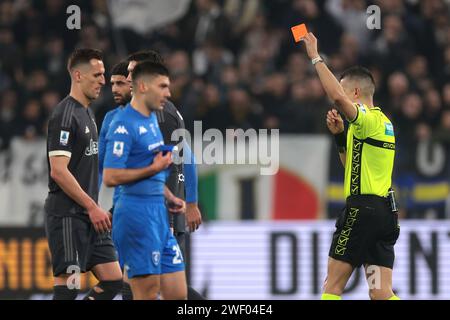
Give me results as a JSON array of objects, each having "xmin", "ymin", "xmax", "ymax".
[
  {"xmin": 139, "ymin": 126, "xmax": 148, "ymax": 135},
  {"xmin": 113, "ymin": 141, "xmax": 124, "ymax": 157},
  {"xmin": 85, "ymin": 139, "xmax": 98, "ymax": 156},
  {"xmin": 114, "ymin": 125, "xmax": 129, "ymax": 135},
  {"xmin": 60, "ymin": 130, "xmax": 70, "ymax": 146},
  {"xmin": 85, "ymin": 126, "xmax": 90, "ymax": 134},
  {"xmin": 148, "ymin": 141, "xmax": 164, "ymax": 151},
  {"xmin": 385, "ymin": 122, "xmax": 394, "ymax": 136}
]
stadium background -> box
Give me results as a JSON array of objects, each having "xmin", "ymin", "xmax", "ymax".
[{"xmin": 0, "ymin": 0, "xmax": 449, "ymax": 299}]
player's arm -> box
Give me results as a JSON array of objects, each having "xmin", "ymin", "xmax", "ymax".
[
  {"xmin": 182, "ymin": 141, "xmax": 202, "ymax": 231},
  {"xmin": 103, "ymin": 152, "xmax": 172, "ymax": 187},
  {"xmin": 98, "ymin": 111, "xmax": 112, "ymax": 190},
  {"xmin": 164, "ymin": 185, "xmax": 186, "ymax": 214},
  {"xmin": 301, "ymin": 33, "xmax": 357, "ymax": 122},
  {"xmin": 47, "ymin": 115, "xmax": 110, "ymax": 233}
]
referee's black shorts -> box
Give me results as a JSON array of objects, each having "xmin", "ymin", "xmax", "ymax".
[
  {"xmin": 45, "ymin": 212, "xmax": 118, "ymax": 277},
  {"xmin": 329, "ymin": 194, "xmax": 400, "ymax": 269}
]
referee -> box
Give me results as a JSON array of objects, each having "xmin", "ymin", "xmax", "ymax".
[
  {"xmin": 126, "ymin": 50, "xmax": 204, "ymax": 300},
  {"xmin": 44, "ymin": 49, "xmax": 123, "ymax": 300},
  {"xmin": 301, "ymin": 33, "xmax": 400, "ymax": 300}
]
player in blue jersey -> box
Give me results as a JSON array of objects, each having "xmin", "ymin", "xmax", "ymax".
[
  {"xmin": 127, "ymin": 51, "xmax": 204, "ymax": 300},
  {"xmin": 103, "ymin": 61, "xmax": 187, "ymax": 300},
  {"xmin": 98, "ymin": 61, "xmax": 131, "ymax": 208},
  {"xmin": 98, "ymin": 61, "xmax": 133, "ymax": 299}
]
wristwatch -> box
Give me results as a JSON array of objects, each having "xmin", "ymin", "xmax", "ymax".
[{"xmin": 311, "ymin": 56, "xmax": 323, "ymax": 65}]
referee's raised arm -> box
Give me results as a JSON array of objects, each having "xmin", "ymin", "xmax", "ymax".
[{"xmin": 300, "ymin": 32, "xmax": 357, "ymax": 122}]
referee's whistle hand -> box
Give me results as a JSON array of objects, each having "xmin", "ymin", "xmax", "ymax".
[
  {"xmin": 326, "ymin": 109, "xmax": 344, "ymax": 134},
  {"xmin": 88, "ymin": 206, "xmax": 112, "ymax": 233}
]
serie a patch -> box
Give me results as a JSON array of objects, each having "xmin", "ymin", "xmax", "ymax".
[
  {"xmin": 385, "ymin": 122, "xmax": 394, "ymax": 136},
  {"xmin": 60, "ymin": 130, "xmax": 70, "ymax": 146},
  {"xmin": 113, "ymin": 141, "xmax": 124, "ymax": 157}
]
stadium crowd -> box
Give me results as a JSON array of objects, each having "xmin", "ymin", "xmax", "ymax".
[{"xmin": 0, "ymin": 0, "xmax": 449, "ymax": 218}]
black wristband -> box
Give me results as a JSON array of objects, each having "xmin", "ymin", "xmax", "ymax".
[{"xmin": 334, "ymin": 131, "xmax": 346, "ymax": 153}]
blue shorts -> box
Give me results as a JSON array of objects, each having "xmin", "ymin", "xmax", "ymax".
[{"xmin": 112, "ymin": 194, "xmax": 185, "ymax": 278}]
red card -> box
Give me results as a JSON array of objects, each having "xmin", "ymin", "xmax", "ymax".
[{"xmin": 291, "ymin": 23, "xmax": 308, "ymax": 42}]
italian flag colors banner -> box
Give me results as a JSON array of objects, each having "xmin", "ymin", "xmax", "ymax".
[{"xmin": 198, "ymin": 136, "xmax": 330, "ymax": 220}]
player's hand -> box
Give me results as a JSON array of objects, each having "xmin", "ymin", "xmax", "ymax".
[
  {"xmin": 168, "ymin": 196, "xmax": 186, "ymax": 214},
  {"xmin": 152, "ymin": 151, "xmax": 173, "ymax": 172},
  {"xmin": 186, "ymin": 203, "xmax": 202, "ymax": 232},
  {"xmin": 326, "ymin": 109, "xmax": 344, "ymax": 135},
  {"xmin": 300, "ymin": 32, "xmax": 319, "ymax": 60},
  {"xmin": 88, "ymin": 205, "xmax": 112, "ymax": 233}
]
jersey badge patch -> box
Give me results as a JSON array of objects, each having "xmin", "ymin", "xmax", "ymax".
[
  {"xmin": 152, "ymin": 251, "xmax": 161, "ymax": 266},
  {"xmin": 60, "ymin": 130, "xmax": 70, "ymax": 146},
  {"xmin": 385, "ymin": 122, "xmax": 394, "ymax": 136},
  {"xmin": 113, "ymin": 141, "xmax": 124, "ymax": 157}
]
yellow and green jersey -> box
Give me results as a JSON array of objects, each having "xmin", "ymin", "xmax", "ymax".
[{"xmin": 344, "ymin": 103, "xmax": 395, "ymax": 199}]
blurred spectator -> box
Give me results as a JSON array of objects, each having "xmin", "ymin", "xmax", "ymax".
[
  {"xmin": 0, "ymin": 89, "xmax": 18, "ymax": 149},
  {"xmin": 15, "ymin": 99, "xmax": 44, "ymax": 140},
  {"xmin": 423, "ymin": 88, "xmax": 443, "ymax": 127},
  {"xmin": 372, "ymin": 14, "xmax": 415, "ymax": 73},
  {"xmin": 258, "ymin": 73, "xmax": 290, "ymax": 130},
  {"xmin": 223, "ymin": 87, "xmax": 262, "ymax": 131},
  {"xmin": 325, "ymin": 0, "xmax": 371, "ymax": 52},
  {"xmin": 223, "ymin": 0, "xmax": 261, "ymax": 36},
  {"xmin": 180, "ymin": 0, "xmax": 233, "ymax": 51},
  {"xmin": 384, "ymin": 71, "xmax": 410, "ymax": 113}
]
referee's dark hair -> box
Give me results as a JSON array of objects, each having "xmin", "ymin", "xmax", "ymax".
[
  {"xmin": 111, "ymin": 61, "xmax": 129, "ymax": 77},
  {"xmin": 340, "ymin": 66, "xmax": 376, "ymax": 96},
  {"xmin": 131, "ymin": 61, "xmax": 169, "ymax": 84},
  {"xmin": 67, "ymin": 48, "xmax": 103, "ymax": 71},
  {"xmin": 127, "ymin": 50, "xmax": 164, "ymax": 64}
]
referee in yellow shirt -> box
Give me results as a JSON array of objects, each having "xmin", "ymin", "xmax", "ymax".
[{"xmin": 301, "ymin": 33, "xmax": 400, "ymax": 300}]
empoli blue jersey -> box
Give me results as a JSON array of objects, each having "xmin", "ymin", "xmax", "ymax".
[{"xmin": 103, "ymin": 104, "xmax": 168, "ymax": 196}]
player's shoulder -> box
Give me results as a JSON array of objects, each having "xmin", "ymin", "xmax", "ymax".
[
  {"xmin": 164, "ymin": 100, "xmax": 183, "ymax": 118},
  {"xmin": 108, "ymin": 107, "xmax": 136, "ymax": 135},
  {"xmin": 49, "ymin": 96, "xmax": 82, "ymax": 126},
  {"xmin": 104, "ymin": 105, "xmax": 123, "ymax": 123}
]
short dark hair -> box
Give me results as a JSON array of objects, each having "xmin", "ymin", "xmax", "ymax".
[
  {"xmin": 127, "ymin": 50, "xmax": 164, "ymax": 64},
  {"xmin": 132, "ymin": 61, "xmax": 169, "ymax": 83},
  {"xmin": 67, "ymin": 48, "xmax": 103, "ymax": 71},
  {"xmin": 340, "ymin": 66, "xmax": 376, "ymax": 96},
  {"xmin": 340, "ymin": 66, "xmax": 375, "ymax": 87},
  {"xmin": 111, "ymin": 61, "xmax": 129, "ymax": 77}
]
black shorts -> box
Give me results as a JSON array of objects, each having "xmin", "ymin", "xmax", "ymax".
[
  {"xmin": 329, "ymin": 195, "xmax": 400, "ymax": 269},
  {"xmin": 45, "ymin": 213, "xmax": 118, "ymax": 277}
]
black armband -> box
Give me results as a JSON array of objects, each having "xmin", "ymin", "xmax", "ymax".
[{"xmin": 334, "ymin": 131, "xmax": 346, "ymax": 153}]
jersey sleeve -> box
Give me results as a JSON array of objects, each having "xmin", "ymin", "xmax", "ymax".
[
  {"xmin": 349, "ymin": 103, "xmax": 380, "ymax": 139},
  {"xmin": 98, "ymin": 111, "xmax": 114, "ymax": 186},
  {"xmin": 47, "ymin": 108, "xmax": 77, "ymax": 158},
  {"xmin": 183, "ymin": 141, "xmax": 198, "ymax": 203},
  {"xmin": 103, "ymin": 120, "xmax": 133, "ymax": 169}
]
